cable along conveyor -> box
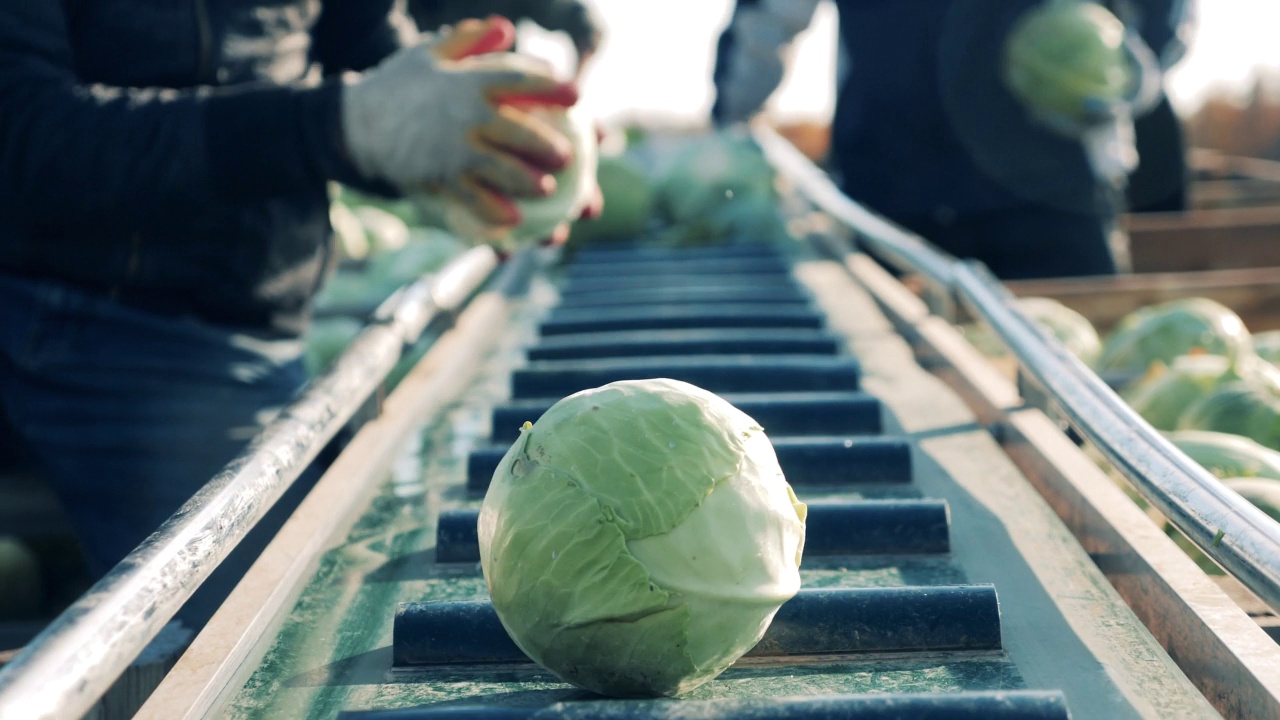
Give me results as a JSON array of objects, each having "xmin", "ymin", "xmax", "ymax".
[{"xmin": 6, "ymin": 132, "xmax": 1280, "ymax": 720}]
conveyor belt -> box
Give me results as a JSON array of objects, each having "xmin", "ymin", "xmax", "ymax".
[
  {"xmin": 185, "ymin": 241, "xmax": 1218, "ymax": 719},
  {"xmin": 7, "ymin": 135, "xmax": 1280, "ymax": 720}
]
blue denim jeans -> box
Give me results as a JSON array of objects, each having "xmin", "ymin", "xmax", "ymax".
[{"xmin": 0, "ymin": 272, "xmax": 318, "ymax": 627}]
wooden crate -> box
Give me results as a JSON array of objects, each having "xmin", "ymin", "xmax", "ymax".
[
  {"xmin": 1126, "ymin": 207, "xmax": 1280, "ymax": 273},
  {"xmin": 1016, "ymin": 155, "xmax": 1280, "ymax": 332},
  {"xmin": 1006, "ymin": 266, "xmax": 1280, "ymax": 333}
]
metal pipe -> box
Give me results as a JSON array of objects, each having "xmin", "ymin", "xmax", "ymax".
[
  {"xmin": 952, "ymin": 262, "xmax": 1280, "ymax": 612},
  {"xmin": 755, "ymin": 123, "xmax": 1280, "ymax": 611},
  {"xmin": 751, "ymin": 126, "xmax": 957, "ymax": 312},
  {"xmin": 0, "ymin": 246, "xmax": 501, "ymax": 720}
]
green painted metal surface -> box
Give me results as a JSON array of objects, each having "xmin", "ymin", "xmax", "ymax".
[{"xmin": 223, "ymin": 417, "xmax": 1004, "ymax": 717}]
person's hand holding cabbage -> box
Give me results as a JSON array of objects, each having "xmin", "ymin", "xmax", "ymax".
[{"xmin": 340, "ymin": 16, "xmax": 592, "ymax": 247}]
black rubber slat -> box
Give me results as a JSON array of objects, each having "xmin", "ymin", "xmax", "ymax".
[
  {"xmin": 435, "ymin": 499, "xmax": 949, "ymax": 563},
  {"xmin": 339, "ymin": 692, "xmax": 1070, "ymax": 720},
  {"xmin": 566, "ymin": 244, "xmax": 782, "ymax": 265},
  {"xmin": 556, "ymin": 276, "xmax": 799, "ymax": 298},
  {"xmin": 526, "ymin": 328, "xmax": 840, "ymax": 361},
  {"xmin": 803, "ymin": 499, "xmax": 951, "ymax": 555},
  {"xmin": 553, "ymin": 286, "xmax": 813, "ymax": 310},
  {"xmin": 770, "ymin": 436, "xmax": 913, "ymax": 486},
  {"xmin": 510, "ymin": 355, "xmax": 860, "ymax": 399},
  {"xmin": 539, "ymin": 304, "xmax": 825, "ymax": 336},
  {"xmin": 392, "ymin": 585, "xmax": 1001, "ymax": 666},
  {"xmin": 466, "ymin": 436, "xmax": 910, "ymax": 492},
  {"xmin": 561, "ymin": 257, "xmax": 789, "ymax": 281},
  {"xmin": 489, "ymin": 391, "xmax": 882, "ymax": 443}
]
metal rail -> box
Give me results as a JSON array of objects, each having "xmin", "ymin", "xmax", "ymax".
[
  {"xmin": 955, "ymin": 262, "xmax": 1280, "ymax": 611},
  {"xmin": 752, "ymin": 128, "xmax": 956, "ymax": 316},
  {"xmin": 754, "ymin": 124, "xmax": 1280, "ymax": 613},
  {"xmin": 0, "ymin": 246, "xmax": 502, "ymax": 720}
]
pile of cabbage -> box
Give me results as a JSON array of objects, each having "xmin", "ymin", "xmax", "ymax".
[
  {"xmin": 970, "ymin": 296, "xmax": 1280, "ymax": 524},
  {"xmin": 991, "ymin": 296, "xmax": 1280, "ymax": 453},
  {"xmin": 305, "ymin": 126, "xmax": 792, "ymax": 383},
  {"xmin": 960, "ymin": 296, "xmax": 1102, "ymax": 366},
  {"xmin": 1104, "ymin": 299, "xmax": 1280, "ymax": 451},
  {"xmin": 567, "ymin": 128, "xmax": 786, "ymax": 248},
  {"xmin": 1018, "ymin": 296, "xmax": 1103, "ymax": 365},
  {"xmin": 1087, "ymin": 298, "xmax": 1280, "ymax": 524},
  {"xmin": 649, "ymin": 131, "xmax": 786, "ymax": 246},
  {"xmin": 304, "ymin": 187, "xmax": 466, "ymax": 382}
]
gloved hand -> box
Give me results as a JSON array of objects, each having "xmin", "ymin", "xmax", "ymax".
[
  {"xmin": 713, "ymin": 0, "xmax": 822, "ymax": 125},
  {"xmin": 341, "ymin": 16, "xmax": 579, "ymax": 230},
  {"xmin": 543, "ymin": 125, "xmax": 607, "ymax": 248},
  {"xmin": 541, "ymin": 177, "xmax": 603, "ymax": 248}
]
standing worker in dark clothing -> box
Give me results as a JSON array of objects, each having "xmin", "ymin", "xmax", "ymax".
[
  {"xmin": 0, "ymin": 5, "xmax": 579, "ymax": 626},
  {"xmin": 712, "ymin": 0, "xmax": 1195, "ymax": 280},
  {"xmin": 1121, "ymin": 1, "xmax": 1196, "ymax": 213},
  {"xmin": 407, "ymin": 0, "xmax": 603, "ymax": 78},
  {"xmin": 1129, "ymin": 94, "xmax": 1190, "ymax": 213}
]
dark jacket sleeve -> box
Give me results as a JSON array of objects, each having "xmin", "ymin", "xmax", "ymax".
[
  {"xmin": 405, "ymin": 0, "xmax": 600, "ymax": 54},
  {"xmin": 711, "ymin": 0, "xmax": 759, "ymax": 125},
  {"xmin": 1130, "ymin": 0, "xmax": 1195, "ymax": 68},
  {"xmin": 312, "ymin": 0, "xmax": 418, "ymax": 74},
  {"xmin": 0, "ymin": 2, "xmax": 372, "ymax": 234},
  {"xmin": 518, "ymin": 0, "xmax": 603, "ymax": 53}
]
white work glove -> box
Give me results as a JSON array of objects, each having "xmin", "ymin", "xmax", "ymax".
[
  {"xmin": 341, "ymin": 17, "xmax": 579, "ymax": 229},
  {"xmin": 715, "ymin": 0, "xmax": 822, "ymax": 124}
]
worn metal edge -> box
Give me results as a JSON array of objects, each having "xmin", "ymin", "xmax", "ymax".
[
  {"xmin": 790, "ymin": 245, "xmax": 1217, "ymax": 719},
  {"xmin": 813, "ymin": 236, "xmax": 1280, "ymax": 718},
  {"xmin": 1000, "ymin": 408, "xmax": 1280, "ymax": 720},
  {"xmin": 134, "ymin": 252, "xmax": 539, "ymax": 720}
]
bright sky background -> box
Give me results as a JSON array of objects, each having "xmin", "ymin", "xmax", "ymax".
[{"xmin": 520, "ymin": 0, "xmax": 1280, "ymax": 125}]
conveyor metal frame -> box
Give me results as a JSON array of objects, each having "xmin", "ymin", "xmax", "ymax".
[{"xmin": 0, "ymin": 247, "xmax": 504, "ymax": 720}]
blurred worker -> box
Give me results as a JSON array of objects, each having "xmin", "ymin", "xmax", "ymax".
[
  {"xmin": 712, "ymin": 0, "xmax": 1195, "ymax": 280},
  {"xmin": 408, "ymin": 0, "xmax": 603, "ymax": 78},
  {"xmin": 1122, "ymin": 1, "xmax": 1196, "ymax": 213},
  {"xmin": 0, "ymin": 6, "xmax": 578, "ymax": 626},
  {"xmin": 1128, "ymin": 92, "xmax": 1189, "ymax": 213}
]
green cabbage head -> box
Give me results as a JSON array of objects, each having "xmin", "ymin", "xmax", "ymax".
[
  {"xmin": 1095, "ymin": 298, "xmax": 1253, "ymax": 376},
  {"xmin": 654, "ymin": 196, "xmax": 789, "ymax": 248},
  {"xmin": 1222, "ymin": 478, "xmax": 1280, "ymax": 522},
  {"xmin": 1003, "ymin": 0, "xmax": 1133, "ymax": 125},
  {"xmin": 655, "ymin": 132, "xmax": 777, "ymax": 229},
  {"xmin": 569, "ymin": 154, "xmax": 655, "ymax": 245},
  {"xmin": 1121, "ymin": 354, "xmax": 1234, "ymax": 430},
  {"xmin": 1177, "ymin": 381, "xmax": 1280, "ymax": 451},
  {"xmin": 1017, "ymin": 297, "xmax": 1102, "ymax": 365},
  {"xmin": 478, "ymin": 378, "xmax": 807, "ymax": 698},
  {"xmin": 1165, "ymin": 430, "xmax": 1280, "ymax": 481},
  {"xmin": 1255, "ymin": 330, "xmax": 1280, "ymax": 366}
]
